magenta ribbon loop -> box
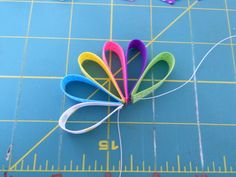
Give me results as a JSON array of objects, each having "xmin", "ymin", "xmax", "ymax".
[{"xmin": 102, "ymin": 41, "xmax": 128, "ymax": 102}]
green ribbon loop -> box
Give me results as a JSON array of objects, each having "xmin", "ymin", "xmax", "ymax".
[{"xmin": 131, "ymin": 52, "xmax": 175, "ymax": 103}]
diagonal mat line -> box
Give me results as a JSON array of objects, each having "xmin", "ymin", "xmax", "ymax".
[
  {"xmin": 9, "ymin": 125, "xmax": 59, "ymax": 170},
  {"xmin": 87, "ymin": 0, "xmax": 199, "ymax": 100},
  {"xmin": 8, "ymin": 0, "xmax": 199, "ymax": 171},
  {"xmin": 146, "ymin": 0, "xmax": 198, "ymax": 47}
]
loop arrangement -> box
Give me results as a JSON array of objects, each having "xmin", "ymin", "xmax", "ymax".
[{"xmin": 59, "ymin": 39, "xmax": 175, "ymax": 134}]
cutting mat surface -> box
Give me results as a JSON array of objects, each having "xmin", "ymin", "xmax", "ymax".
[{"xmin": 0, "ymin": 0, "xmax": 236, "ymax": 177}]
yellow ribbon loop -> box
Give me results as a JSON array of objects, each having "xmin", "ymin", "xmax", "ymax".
[{"xmin": 78, "ymin": 52, "xmax": 125, "ymax": 103}]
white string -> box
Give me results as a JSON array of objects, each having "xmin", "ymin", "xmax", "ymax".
[
  {"xmin": 113, "ymin": 35, "xmax": 236, "ymax": 177},
  {"xmin": 117, "ymin": 109, "xmax": 123, "ymax": 177},
  {"xmin": 141, "ymin": 35, "xmax": 236, "ymax": 100}
]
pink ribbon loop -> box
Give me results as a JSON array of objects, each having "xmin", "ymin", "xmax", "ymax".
[{"xmin": 102, "ymin": 41, "xmax": 128, "ymax": 102}]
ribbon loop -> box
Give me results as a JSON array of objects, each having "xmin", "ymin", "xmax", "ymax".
[
  {"xmin": 126, "ymin": 39, "xmax": 147, "ymax": 100},
  {"xmin": 103, "ymin": 41, "xmax": 128, "ymax": 102},
  {"xmin": 78, "ymin": 52, "xmax": 125, "ymax": 103},
  {"xmin": 131, "ymin": 52, "xmax": 175, "ymax": 103},
  {"xmin": 61, "ymin": 74, "xmax": 121, "ymax": 103},
  {"xmin": 59, "ymin": 102, "xmax": 123, "ymax": 134}
]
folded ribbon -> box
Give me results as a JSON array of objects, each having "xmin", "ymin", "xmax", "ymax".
[
  {"xmin": 131, "ymin": 52, "xmax": 175, "ymax": 103},
  {"xmin": 102, "ymin": 41, "xmax": 128, "ymax": 102},
  {"xmin": 61, "ymin": 74, "xmax": 122, "ymax": 103},
  {"xmin": 78, "ymin": 52, "xmax": 125, "ymax": 103},
  {"xmin": 59, "ymin": 102, "xmax": 123, "ymax": 134},
  {"xmin": 126, "ymin": 39, "xmax": 147, "ymax": 98}
]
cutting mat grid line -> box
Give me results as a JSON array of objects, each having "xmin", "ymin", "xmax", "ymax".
[
  {"xmin": 0, "ymin": 0, "xmax": 236, "ymax": 177},
  {"xmin": 0, "ymin": 0, "xmax": 236, "ymax": 11}
]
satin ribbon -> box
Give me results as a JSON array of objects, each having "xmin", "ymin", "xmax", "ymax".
[
  {"xmin": 126, "ymin": 39, "xmax": 147, "ymax": 100},
  {"xmin": 102, "ymin": 41, "xmax": 128, "ymax": 102},
  {"xmin": 59, "ymin": 102, "xmax": 123, "ymax": 134},
  {"xmin": 61, "ymin": 74, "xmax": 122, "ymax": 103},
  {"xmin": 78, "ymin": 52, "xmax": 125, "ymax": 103},
  {"xmin": 131, "ymin": 52, "xmax": 175, "ymax": 103}
]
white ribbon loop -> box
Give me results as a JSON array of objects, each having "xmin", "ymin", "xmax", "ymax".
[{"xmin": 59, "ymin": 102, "xmax": 123, "ymax": 134}]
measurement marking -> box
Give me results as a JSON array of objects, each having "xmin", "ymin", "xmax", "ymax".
[
  {"xmin": 100, "ymin": 165, "xmax": 103, "ymax": 171},
  {"xmin": 70, "ymin": 160, "xmax": 73, "ymax": 171},
  {"xmin": 218, "ymin": 166, "xmax": 222, "ymax": 172},
  {"xmin": 148, "ymin": 165, "xmax": 151, "ymax": 171},
  {"xmin": 172, "ymin": 166, "xmax": 175, "ymax": 171},
  {"xmin": 212, "ymin": 161, "xmax": 216, "ymax": 172},
  {"xmin": 189, "ymin": 161, "xmax": 192, "ymax": 172},
  {"xmin": 27, "ymin": 165, "xmax": 29, "ymax": 171},
  {"xmin": 207, "ymin": 166, "xmax": 210, "ymax": 172},
  {"xmin": 39, "ymin": 165, "xmax": 42, "ymax": 170},
  {"xmin": 20, "ymin": 160, "xmax": 24, "ymax": 170},
  {"xmin": 112, "ymin": 165, "xmax": 115, "ymax": 171},
  {"xmin": 160, "ymin": 166, "xmax": 163, "ymax": 172},
  {"xmin": 177, "ymin": 155, "xmax": 181, "ymax": 172},
  {"xmin": 230, "ymin": 166, "xmax": 233, "ymax": 172},
  {"xmin": 88, "ymin": 165, "xmax": 91, "ymax": 171},
  {"xmin": 124, "ymin": 165, "xmax": 127, "ymax": 171},
  {"xmin": 136, "ymin": 165, "xmax": 139, "ymax": 171},
  {"xmin": 223, "ymin": 156, "xmax": 227, "ymax": 172},
  {"xmin": 51, "ymin": 165, "xmax": 54, "ymax": 171},
  {"xmin": 3, "ymin": 169, "xmax": 236, "ymax": 173},
  {"xmin": 45, "ymin": 160, "xmax": 48, "ymax": 171},
  {"xmin": 94, "ymin": 160, "xmax": 97, "ymax": 171},
  {"xmin": 130, "ymin": 154, "xmax": 133, "ymax": 171},
  {"xmin": 33, "ymin": 154, "xmax": 37, "ymax": 170},
  {"xmin": 82, "ymin": 154, "xmax": 86, "ymax": 170},
  {"xmin": 64, "ymin": 165, "xmax": 66, "ymax": 171},
  {"xmin": 184, "ymin": 166, "xmax": 186, "ymax": 172},
  {"xmin": 166, "ymin": 161, "xmax": 169, "ymax": 171},
  {"xmin": 76, "ymin": 165, "xmax": 79, "ymax": 171},
  {"xmin": 195, "ymin": 166, "xmax": 198, "ymax": 172}
]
